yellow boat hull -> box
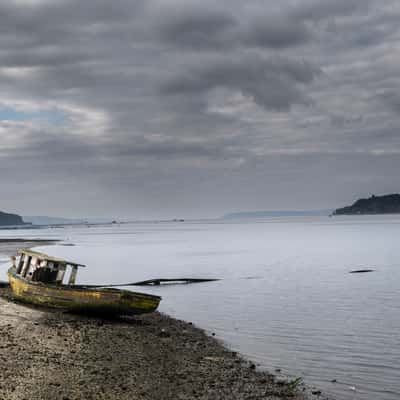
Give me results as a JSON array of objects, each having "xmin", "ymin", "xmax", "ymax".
[{"xmin": 7, "ymin": 268, "xmax": 161, "ymax": 315}]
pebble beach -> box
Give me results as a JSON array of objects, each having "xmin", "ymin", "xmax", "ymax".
[{"xmin": 0, "ymin": 239, "xmax": 313, "ymax": 400}]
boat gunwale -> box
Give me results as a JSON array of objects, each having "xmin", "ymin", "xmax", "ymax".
[{"xmin": 7, "ymin": 267, "xmax": 161, "ymax": 301}]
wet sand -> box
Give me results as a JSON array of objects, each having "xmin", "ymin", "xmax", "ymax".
[
  {"xmin": 0, "ymin": 240, "xmax": 319, "ymax": 400},
  {"xmin": 0, "ymin": 239, "xmax": 58, "ymax": 260}
]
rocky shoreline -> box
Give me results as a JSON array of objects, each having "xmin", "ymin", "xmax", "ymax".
[{"xmin": 0, "ymin": 239, "xmax": 322, "ymax": 400}]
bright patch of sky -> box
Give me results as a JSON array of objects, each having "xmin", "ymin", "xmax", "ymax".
[{"xmin": 0, "ymin": 107, "xmax": 65, "ymax": 125}]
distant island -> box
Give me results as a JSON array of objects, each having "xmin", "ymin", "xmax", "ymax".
[
  {"xmin": 334, "ymin": 194, "xmax": 400, "ymax": 215},
  {"xmin": 223, "ymin": 209, "xmax": 333, "ymax": 219},
  {"xmin": 0, "ymin": 211, "xmax": 25, "ymax": 226}
]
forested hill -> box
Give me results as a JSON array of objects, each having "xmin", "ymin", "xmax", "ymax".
[
  {"xmin": 0, "ymin": 211, "xmax": 25, "ymax": 226},
  {"xmin": 334, "ymin": 194, "xmax": 400, "ymax": 215}
]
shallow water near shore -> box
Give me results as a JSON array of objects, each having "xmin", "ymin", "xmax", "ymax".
[{"xmin": 0, "ymin": 216, "xmax": 399, "ymax": 400}]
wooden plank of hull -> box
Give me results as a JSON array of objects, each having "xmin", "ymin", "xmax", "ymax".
[{"xmin": 7, "ymin": 268, "xmax": 161, "ymax": 315}]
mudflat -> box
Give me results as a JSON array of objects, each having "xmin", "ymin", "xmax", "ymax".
[{"xmin": 0, "ymin": 239, "xmax": 58, "ymax": 260}]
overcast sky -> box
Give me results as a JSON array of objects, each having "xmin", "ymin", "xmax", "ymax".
[{"xmin": 1, "ymin": 0, "xmax": 400, "ymax": 219}]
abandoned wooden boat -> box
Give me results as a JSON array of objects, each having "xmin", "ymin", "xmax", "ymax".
[{"xmin": 7, "ymin": 250, "xmax": 161, "ymax": 315}]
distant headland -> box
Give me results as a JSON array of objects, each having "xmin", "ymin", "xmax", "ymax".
[
  {"xmin": 0, "ymin": 211, "xmax": 26, "ymax": 226},
  {"xmin": 334, "ymin": 194, "xmax": 400, "ymax": 215}
]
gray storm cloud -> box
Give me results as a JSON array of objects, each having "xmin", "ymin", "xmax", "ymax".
[{"xmin": 0, "ymin": 0, "xmax": 399, "ymax": 219}]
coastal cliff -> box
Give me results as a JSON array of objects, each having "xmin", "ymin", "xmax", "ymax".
[
  {"xmin": 0, "ymin": 210, "xmax": 25, "ymax": 226},
  {"xmin": 334, "ymin": 194, "xmax": 400, "ymax": 215}
]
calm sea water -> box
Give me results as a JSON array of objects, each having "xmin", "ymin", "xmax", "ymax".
[{"xmin": 0, "ymin": 216, "xmax": 399, "ymax": 400}]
